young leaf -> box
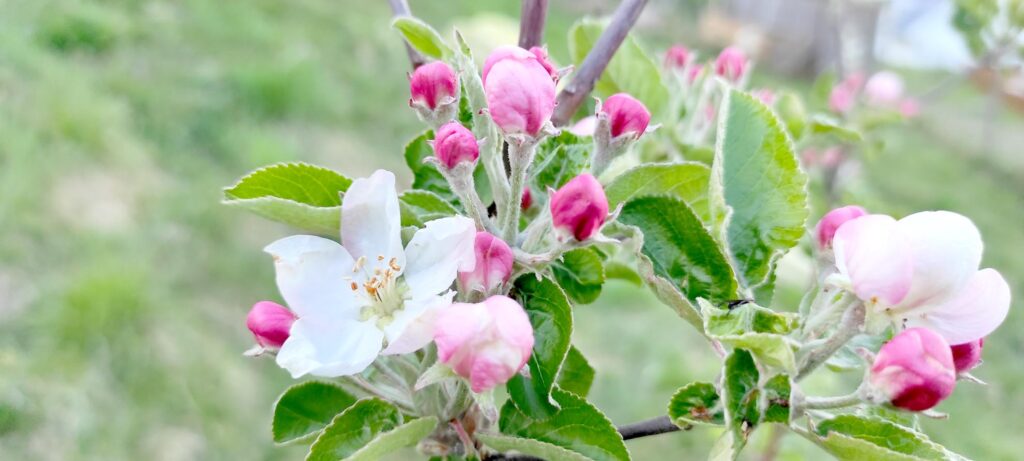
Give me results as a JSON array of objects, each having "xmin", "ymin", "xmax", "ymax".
[
  {"xmin": 507, "ymin": 276, "xmax": 574, "ymax": 419},
  {"xmin": 699, "ymin": 299, "xmax": 798, "ymax": 336},
  {"xmin": 551, "ymin": 248, "xmax": 605, "ymax": 304},
  {"xmin": 477, "ymin": 433, "xmax": 592, "ymax": 461},
  {"xmin": 556, "ymin": 346, "xmax": 596, "ymax": 398},
  {"xmin": 667, "ymin": 382, "xmax": 724, "ymax": 427},
  {"xmin": 605, "ymin": 162, "xmax": 712, "ymax": 222},
  {"xmin": 398, "ymin": 189, "xmax": 457, "ymax": 227},
  {"xmin": 404, "ymin": 131, "xmax": 457, "ymax": 203},
  {"xmin": 722, "ymin": 349, "xmax": 761, "ymax": 455},
  {"xmin": 307, "ymin": 398, "xmax": 402, "ymax": 461},
  {"xmin": 391, "ymin": 16, "xmax": 452, "ymax": 59},
  {"xmin": 603, "ymin": 261, "xmax": 643, "ymax": 286},
  {"xmin": 710, "ymin": 90, "xmax": 809, "ymax": 289},
  {"xmin": 717, "ymin": 333, "xmax": 798, "ymax": 373},
  {"xmin": 761, "ymin": 375, "xmax": 791, "ymax": 424},
  {"xmin": 808, "ymin": 415, "xmax": 963, "ymax": 461},
  {"xmin": 809, "ymin": 114, "xmax": 864, "ymax": 143},
  {"xmin": 272, "ymin": 381, "xmax": 358, "ymax": 444},
  {"xmin": 499, "ymin": 388, "xmax": 630, "ymax": 461},
  {"xmin": 531, "ymin": 132, "xmax": 592, "ymax": 193},
  {"xmin": 223, "ymin": 162, "xmax": 352, "ymax": 235},
  {"xmin": 344, "ymin": 417, "xmax": 438, "ymax": 461}
]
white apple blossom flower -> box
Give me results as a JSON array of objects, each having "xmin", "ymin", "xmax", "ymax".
[{"xmin": 264, "ymin": 170, "xmax": 476, "ymax": 378}]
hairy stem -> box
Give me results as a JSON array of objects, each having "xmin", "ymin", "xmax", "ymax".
[
  {"xmin": 796, "ymin": 301, "xmax": 866, "ymax": 381},
  {"xmin": 803, "ymin": 392, "xmax": 863, "ymax": 410},
  {"xmin": 501, "ymin": 141, "xmax": 537, "ymax": 242},
  {"xmin": 518, "ymin": 0, "xmax": 549, "ymax": 49},
  {"xmin": 386, "ymin": 0, "xmax": 426, "ymax": 69}
]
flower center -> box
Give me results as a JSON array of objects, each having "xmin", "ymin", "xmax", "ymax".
[{"xmin": 350, "ymin": 255, "xmax": 409, "ymax": 328}]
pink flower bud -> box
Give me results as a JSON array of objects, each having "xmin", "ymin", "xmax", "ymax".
[
  {"xmin": 899, "ymin": 98, "xmax": 920, "ymax": 118},
  {"xmin": 550, "ymin": 173, "xmax": 608, "ymax": 242},
  {"xmin": 409, "ymin": 61, "xmax": 458, "ymax": 111},
  {"xmin": 434, "ymin": 295, "xmax": 534, "ymax": 393},
  {"xmin": 687, "ymin": 64, "xmax": 705, "ymax": 83},
  {"xmin": 870, "ymin": 328, "xmax": 956, "ymax": 412},
  {"xmin": 950, "ymin": 338, "xmax": 984, "ymax": 373},
  {"xmin": 433, "ymin": 121, "xmax": 479, "ymax": 169},
  {"xmin": 246, "ymin": 301, "xmax": 295, "ymax": 348},
  {"xmin": 864, "ymin": 71, "xmax": 905, "ymax": 107},
  {"xmin": 829, "ymin": 73, "xmax": 864, "ymax": 114},
  {"xmin": 521, "ymin": 188, "xmax": 533, "ymax": 210},
  {"xmin": 569, "ymin": 115, "xmax": 597, "ymax": 137},
  {"xmin": 664, "ymin": 45, "xmax": 690, "ymax": 69},
  {"xmin": 529, "ymin": 46, "xmax": 558, "ymax": 81},
  {"xmin": 816, "ymin": 205, "xmax": 868, "ymax": 249},
  {"xmin": 714, "ymin": 46, "xmax": 747, "ymax": 82},
  {"xmin": 458, "ymin": 232, "xmax": 514, "ymax": 294},
  {"xmin": 483, "ymin": 46, "xmax": 557, "ymax": 136},
  {"xmin": 601, "ymin": 93, "xmax": 651, "ymax": 139}
]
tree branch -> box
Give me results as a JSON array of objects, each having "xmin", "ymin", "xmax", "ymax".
[
  {"xmin": 518, "ymin": 0, "xmax": 549, "ymax": 49},
  {"xmin": 386, "ymin": 0, "xmax": 426, "ymax": 69},
  {"xmin": 550, "ymin": 0, "xmax": 648, "ymax": 126},
  {"xmin": 617, "ymin": 415, "xmax": 683, "ymax": 440}
]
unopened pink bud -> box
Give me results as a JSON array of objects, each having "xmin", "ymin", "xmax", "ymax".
[
  {"xmin": 870, "ymin": 328, "xmax": 956, "ymax": 412},
  {"xmin": 550, "ymin": 173, "xmax": 608, "ymax": 242},
  {"xmin": 950, "ymin": 338, "xmax": 984, "ymax": 373},
  {"xmin": 434, "ymin": 295, "xmax": 534, "ymax": 393},
  {"xmin": 529, "ymin": 46, "xmax": 558, "ymax": 81},
  {"xmin": 829, "ymin": 73, "xmax": 864, "ymax": 114},
  {"xmin": 246, "ymin": 301, "xmax": 295, "ymax": 348},
  {"xmin": 601, "ymin": 93, "xmax": 651, "ymax": 139},
  {"xmin": 714, "ymin": 46, "xmax": 747, "ymax": 82},
  {"xmin": 433, "ymin": 121, "xmax": 479, "ymax": 169},
  {"xmin": 521, "ymin": 188, "xmax": 533, "ymax": 210},
  {"xmin": 687, "ymin": 64, "xmax": 705, "ymax": 83},
  {"xmin": 409, "ymin": 61, "xmax": 458, "ymax": 111},
  {"xmin": 664, "ymin": 45, "xmax": 690, "ymax": 69},
  {"xmin": 816, "ymin": 205, "xmax": 868, "ymax": 249},
  {"xmin": 864, "ymin": 71, "xmax": 905, "ymax": 107},
  {"xmin": 483, "ymin": 46, "xmax": 556, "ymax": 136},
  {"xmin": 458, "ymin": 232, "xmax": 514, "ymax": 294}
]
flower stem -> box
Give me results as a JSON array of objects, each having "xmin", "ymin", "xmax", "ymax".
[
  {"xmin": 502, "ymin": 141, "xmax": 537, "ymax": 242},
  {"xmin": 803, "ymin": 392, "xmax": 863, "ymax": 410},
  {"xmin": 796, "ymin": 301, "xmax": 866, "ymax": 381}
]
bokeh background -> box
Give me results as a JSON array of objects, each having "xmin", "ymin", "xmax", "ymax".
[{"xmin": 1, "ymin": 0, "xmax": 1022, "ymax": 459}]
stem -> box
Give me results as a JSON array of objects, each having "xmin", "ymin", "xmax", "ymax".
[
  {"xmin": 617, "ymin": 416, "xmax": 682, "ymax": 440},
  {"xmin": 345, "ymin": 376, "xmax": 416, "ymax": 413},
  {"xmin": 518, "ymin": 0, "xmax": 549, "ymax": 49},
  {"xmin": 550, "ymin": 0, "xmax": 649, "ymax": 126},
  {"xmin": 386, "ymin": 0, "xmax": 426, "ymax": 69},
  {"xmin": 502, "ymin": 141, "xmax": 537, "ymax": 241},
  {"xmin": 803, "ymin": 392, "xmax": 862, "ymax": 410},
  {"xmin": 443, "ymin": 163, "xmax": 498, "ymax": 234},
  {"xmin": 796, "ymin": 301, "xmax": 866, "ymax": 381}
]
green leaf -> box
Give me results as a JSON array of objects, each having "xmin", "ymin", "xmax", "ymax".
[
  {"xmin": 605, "ymin": 162, "xmax": 712, "ymax": 222},
  {"xmin": 477, "ymin": 433, "xmax": 591, "ymax": 461},
  {"xmin": 272, "ymin": 381, "xmax": 358, "ymax": 444},
  {"xmin": 761, "ymin": 375, "xmax": 791, "ymax": 424},
  {"xmin": 500, "ymin": 388, "xmax": 630, "ymax": 461},
  {"xmin": 307, "ymin": 399, "xmax": 402, "ymax": 461},
  {"xmin": 718, "ymin": 333, "xmax": 797, "ymax": 373},
  {"xmin": 775, "ymin": 91, "xmax": 807, "ymax": 140},
  {"xmin": 404, "ymin": 131, "xmax": 457, "ymax": 203},
  {"xmin": 710, "ymin": 90, "xmax": 809, "ymax": 289},
  {"xmin": 507, "ymin": 276, "xmax": 574, "ymax": 419},
  {"xmin": 699, "ymin": 299, "xmax": 798, "ymax": 336},
  {"xmin": 603, "ymin": 261, "xmax": 643, "ymax": 286},
  {"xmin": 813, "ymin": 415, "xmax": 958, "ymax": 461},
  {"xmin": 556, "ymin": 346, "xmax": 595, "ymax": 398},
  {"xmin": 398, "ymin": 189, "xmax": 458, "ymax": 227},
  {"xmin": 569, "ymin": 19, "xmax": 669, "ymax": 116},
  {"xmin": 391, "ymin": 16, "xmax": 452, "ymax": 59},
  {"xmin": 809, "ymin": 114, "xmax": 864, "ymax": 143},
  {"xmin": 667, "ymin": 382, "xmax": 724, "ymax": 427},
  {"xmin": 532, "ymin": 131, "xmax": 592, "ymax": 193},
  {"xmin": 223, "ymin": 162, "xmax": 351, "ymax": 235},
  {"xmin": 551, "ymin": 248, "xmax": 605, "ymax": 304},
  {"xmin": 722, "ymin": 349, "xmax": 760, "ymax": 455},
  {"xmin": 345, "ymin": 417, "xmax": 438, "ymax": 461},
  {"xmin": 617, "ymin": 196, "xmax": 739, "ymax": 305}
]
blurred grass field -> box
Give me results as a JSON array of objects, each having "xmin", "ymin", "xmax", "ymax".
[{"xmin": 1, "ymin": 1, "xmax": 1022, "ymax": 460}]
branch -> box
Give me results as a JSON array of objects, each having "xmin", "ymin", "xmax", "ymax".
[
  {"xmin": 518, "ymin": 0, "xmax": 549, "ymax": 49},
  {"xmin": 550, "ymin": 0, "xmax": 649, "ymax": 126},
  {"xmin": 386, "ymin": 0, "xmax": 426, "ymax": 69},
  {"xmin": 617, "ymin": 415, "xmax": 683, "ymax": 440}
]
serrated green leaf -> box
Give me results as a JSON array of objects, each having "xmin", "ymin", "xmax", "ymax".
[
  {"xmin": 569, "ymin": 19, "xmax": 669, "ymax": 116},
  {"xmin": 605, "ymin": 162, "xmax": 712, "ymax": 222},
  {"xmin": 551, "ymin": 248, "xmax": 605, "ymax": 304},
  {"xmin": 477, "ymin": 433, "xmax": 591, "ymax": 461},
  {"xmin": 699, "ymin": 299, "xmax": 798, "ymax": 336},
  {"xmin": 814, "ymin": 415, "xmax": 960, "ymax": 461},
  {"xmin": 344, "ymin": 417, "xmax": 438, "ymax": 461},
  {"xmin": 723, "ymin": 349, "xmax": 760, "ymax": 455},
  {"xmin": 718, "ymin": 333, "xmax": 797, "ymax": 373},
  {"xmin": 307, "ymin": 399, "xmax": 402, "ymax": 461},
  {"xmin": 272, "ymin": 381, "xmax": 358, "ymax": 444},
  {"xmin": 499, "ymin": 388, "xmax": 630, "ymax": 461},
  {"xmin": 618, "ymin": 196, "xmax": 739, "ymax": 305},
  {"xmin": 507, "ymin": 276, "xmax": 574, "ymax": 419},
  {"xmin": 532, "ymin": 132, "xmax": 591, "ymax": 193},
  {"xmin": 809, "ymin": 114, "xmax": 864, "ymax": 143},
  {"xmin": 557, "ymin": 346, "xmax": 595, "ymax": 398},
  {"xmin": 667, "ymin": 382, "xmax": 724, "ymax": 427},
  {"xmin": 761, "ymin": 375, "xmax": 791, "ymax": 424},
  {"xmin": 391, "ymin": 17, "xmax": 452, "ymax": 59},
  {"xmin": 398, "ymin": 189, "xmax": 458, "ymax": 227},
  {"xmin": 223, "ymin": 162, "xmax": 352, "ymax": 234},
  {"xmin": 403, "ymin": 131, "xmax": 457, "ymax": 203},
  {"xmin": 710, "ymin": 90, "xmax": 809, "ymax": 289}
]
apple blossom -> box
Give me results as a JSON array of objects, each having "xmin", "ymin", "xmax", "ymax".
[
  {"xmin": 550, "ymin": 173, "xmax": 608, "ymax": 242},
  {"xmin": 664, "ymin": 44, "xmax": 690, "ymax": 69},
  {"xmin": 246, "ymin": 301, "xmax": 296, "ymax": 349},
  {"xmin": 434, "ymin": 295, "xmax": 534, "ymax": 393},
  {"xmin": 458, "ymin": 232, "xmax": 514, "ymax": 295},
  {"xmin": 433, "ymin": 121, "xmax": 479, "ymax": 169},
  {"xmin": 950, "ymin": 338, "xmax": 984, "ymax": 373},
  {"xmin": 816, "ymin": 205, "xmax": 868, "ymax": 249},
  {"xmin": 601, "ymin": 93, "xmax": 651, "ymax": 139},
  {"xmin": 409, "ymin": 61, "xmax": 459, "ymax": 125},
  {"xmin": 869, "ymin": 327, "xmax": 956, "ymax": 412},
  {"xmin": 864, "ymin": 71, "xmax": 905, "ymax": 107},
  {"xmin": 829, "ymin": 73, "xmax": 863, "ymax": 114},
  {"xmin": 714, "ymin": 46, "xmax": 747, "ymax": 82},
  {"xmin": 265, "ymin": 170, "xmax": 476, "ymax": 378},
  {"xmin": 482, "ymin": 46, "xmax": 557, "ymax": 136}
]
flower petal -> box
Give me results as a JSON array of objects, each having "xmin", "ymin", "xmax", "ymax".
[
  {"xmin": 275, "ymin": 315, "xmax": 384, "ymax": 378},
  {"xmin": 896, "ymin": 211, "xmax": 982, "ymax": 310},
  {"xmin": 403, "ymin": 216, "xmax": 476, "ymax": 296},
  {"xmin": 380, "ymin": 292, "xmax": 455, "ymax": 355},
  {"xmin": 342, "ymin": 170, "xmax": 405, "ymax": 269},
  {"xmin": 833, "ymin": 215, "xmax": 914, "ymax": 306},
  {"xmin": 906, "ymin": 269, "xmax": 1011, "ymax": 344},
  {"xmin": 264, "ymin": 235, "xmax": 363, "ymax": 319}
]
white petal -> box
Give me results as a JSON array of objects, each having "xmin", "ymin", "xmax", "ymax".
[
  {"xmin": 381, "ymin": 292, "xmax": 456, "ymax": 355},
  {"xmin": 276, "ymin": 315, "xmax": 384, "ymax": 378},
  {"xmin": 906, "ymin": 269, "xmax": 1011, "ymax": 344},
  {"xmin": 896, "ymin": 211, "xmax": 982, "ymax": 310},
  {"xmin": 832, "ymin": 215, "xmax": 914, "ymax": 306},
  {"xmin": 342, "ymin": 170, "xmax": 405, "ymax": 269},
  {"xmin": 403, "ymin": 216, "xmax": 477, "ymax": 296},
  {"xmin": 264, "ymin": 235, "xmax": 363, "ymax": 319}
]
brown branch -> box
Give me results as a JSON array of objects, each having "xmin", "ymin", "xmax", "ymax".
[
  {"xmin": 618, "ymin": 415, "xmax": 683, "ymax": 440},
  {"xmin": 518, "ymin": 0, "xmax": 549, "ymax": 49},
  {"xmin": 386, "ymin": 0, "xmax": 426, "ymax": 69},
  {"xmin": 550, "ymin": 0, "xmax": 649, "ymax": 126}
]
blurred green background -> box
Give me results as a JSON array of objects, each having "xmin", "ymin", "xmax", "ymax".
[{"xmin": 1, "ymin": 1, "xmax": 1021, "ymax": 460}]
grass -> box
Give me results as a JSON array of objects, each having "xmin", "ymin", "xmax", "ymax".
[{"xmin": 1, "ymin": 1, "xmax": 1021, "ymax": 460}]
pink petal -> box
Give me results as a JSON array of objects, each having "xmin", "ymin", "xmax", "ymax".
[
  {"xmin": 896, "ymin": 211, "xmax": 983, "ymax": 310},
  {"xmin": 833, "ymin": 214, "xmax": 914, "ymax": 306},
  {"xmin": 906, "ymin": 269, "xmax": 1011, "ymax": 344}
]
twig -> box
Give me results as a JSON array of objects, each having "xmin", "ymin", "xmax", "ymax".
[
  {"xmin": 550, "ymin": 0, "xmax": 649, "ymax": 126},
  {"xmin": 617, "ymin": 416, "xmax": 682, "ymax": 440},
  {"xmin": 796, "ymin": 301, "xmax": 865, "ymax": 381},
  {"xmin": 386, "ymin": 0, "xmax": 426, "ymax": 69},
  {"xmin": 518, "ymin": 0, "xmax": 549, "ymax": 49}
]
